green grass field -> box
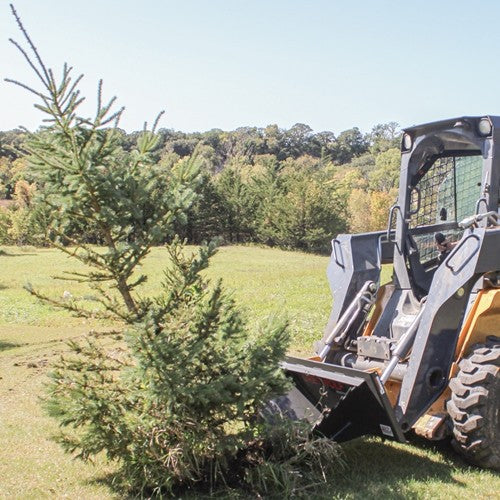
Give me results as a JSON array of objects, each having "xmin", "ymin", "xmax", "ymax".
[{"xmin": 0, "ymin": 245, "xmax": 498, "ymax": 499}]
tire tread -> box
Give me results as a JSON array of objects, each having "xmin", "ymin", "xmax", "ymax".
[{"xmin": 448, "ymin": 337, "xmax": 499, "ymax": 471}]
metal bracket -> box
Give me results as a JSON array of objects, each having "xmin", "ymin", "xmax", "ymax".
[
  {"xmin": 387, "ymin": 204, "xmax": 403, "ymax": 243},
  {"xmin": 445, "ymin": 234, "xmax": 481, "ymax": 274},
  {"xmin": 332, "ymin": 238, "xmax": 344, "ymax": 268}
]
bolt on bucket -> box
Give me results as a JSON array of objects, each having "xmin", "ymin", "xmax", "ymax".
[{"xmin": 280, "ymin": 356, "xmax": 406, "ymax": 442}]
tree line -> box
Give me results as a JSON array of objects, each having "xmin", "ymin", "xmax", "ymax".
[{"xmin": 0, "ymin": 121, "xmax": 401, "ymax": 253}]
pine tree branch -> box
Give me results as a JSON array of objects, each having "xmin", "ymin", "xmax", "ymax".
[
  {"xmin": 25, "ymin": 284, "xmax": 116, "ymax": 321},
  {"xmin": 9, "ymin": 4, "xmax": 51, "ymax": 87},
  {"xmin": 4, "ymin": 77, "xmax": 45, "ymax": 98}
]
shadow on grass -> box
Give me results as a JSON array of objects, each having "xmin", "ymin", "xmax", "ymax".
[
  {"xmin": 86, "ymin": 476, "xmax": 122, "ymax": 495},
  {"xmin": 325, "ymin": 437, "xmax": 468, "ymax": 499},
  {"xmin": 0, "ymin": 250, "xmax": 37, "ymax": 257},
  {"xmin": 0, "ymin": 340, "xmax": 24, "ymax": 352},
  {"xmin": 0, "ymin": 252, "xmax": 38, "ymax": 257},
  {"xmin": 87, "ymin": 471, "xmax": 241, "ymax": 500},
  {"xmin": 83, "ymin": 436, "xmax": 470, "ymax": 500}
]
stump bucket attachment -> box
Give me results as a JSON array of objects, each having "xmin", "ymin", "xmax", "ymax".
[{"xmin": 281, "ymin": 356, "xmax": 406, "ymax": 443}]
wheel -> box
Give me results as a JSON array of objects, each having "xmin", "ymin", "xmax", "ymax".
[
  {"xmin": 258, "ymin": 394, "xmax": 299, "ymax": 424},
  {"xmin": 447, "ymin": 336, "xmax": 499, "ymax": 470}
]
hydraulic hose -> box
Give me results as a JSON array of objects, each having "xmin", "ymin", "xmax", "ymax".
[
  {"xmin": 380, "ymin": 300, "xmax": 426, "ymax": 384},
  {"xmin": 319, "ymin": 281, "xmax": 377, "ymax": 361}
]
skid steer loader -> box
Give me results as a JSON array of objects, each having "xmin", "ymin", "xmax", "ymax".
[{"xmin": 273, "ymin": 116, "xmax": 500, "ymax": 470}]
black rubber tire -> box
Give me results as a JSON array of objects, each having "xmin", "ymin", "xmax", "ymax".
[
  {"xmin": 446, "ymin": 336, "xmax": 499, "ymax": 470},
  {"xmin": 258, "ymin": 395, "xmax": 299, "ymax": 424}
]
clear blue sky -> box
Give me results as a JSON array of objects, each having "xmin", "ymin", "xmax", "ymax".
[{"xmin": 2, "ymin": 0, "xmax": 500, "ymax": 135}]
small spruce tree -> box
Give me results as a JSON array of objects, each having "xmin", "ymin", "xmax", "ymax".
[
  {"xmin": 8, "ymin": 5, "xmax": 343, "ymax": 495},
  {"xmin": 46, "ymin": 239, "xmax": 290, "ymax": 492}
]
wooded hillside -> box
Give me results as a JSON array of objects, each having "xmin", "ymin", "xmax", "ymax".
[{"xmin": 0, "ymin": 121, "xmax": 400, "ymax": 252}]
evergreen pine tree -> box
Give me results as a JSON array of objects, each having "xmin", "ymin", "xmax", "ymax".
[
  {"xmin": 45, "ymin": 239, "xmax": 290, "ymax": 492},
  {"xmin": 8, "ymin": 5, "xmax": 342, "ymax": 495},
  {"xmin": 7, "ymin": 4, "xmax": 198, "ymax": 321}
]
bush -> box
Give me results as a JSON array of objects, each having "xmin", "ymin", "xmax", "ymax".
[
  {"xmin": 6, "ymin": 206, "xmax": 45, "ymax": 246},
  {"xmin": 0, "ymin": 209, "xmax": 9, "ymax": 244},
  {"xmin": 45, "ymin": 240, "xmax": 291, "ymax": 494}
]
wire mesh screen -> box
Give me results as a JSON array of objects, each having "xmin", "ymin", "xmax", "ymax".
[
  {"xmin": 456, "ymin": 156, "xmax": 483, "ymax": 220},
  {"xmin": 409, "ymin": 155, "xmax": 483, "ymax": 262}
]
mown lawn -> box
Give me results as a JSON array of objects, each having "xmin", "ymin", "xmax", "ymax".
[{"xmin": 0, "ymin": 245, "xmax": 498, "ymax": 499}]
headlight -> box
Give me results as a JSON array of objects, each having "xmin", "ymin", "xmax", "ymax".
[
  {"xmin": 478, "ymin": 117, "xmax": 492, "ymax": 137},
  {"xmin": 402, "ymin": 133, "xmax": 413, "ymax": 151}
]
